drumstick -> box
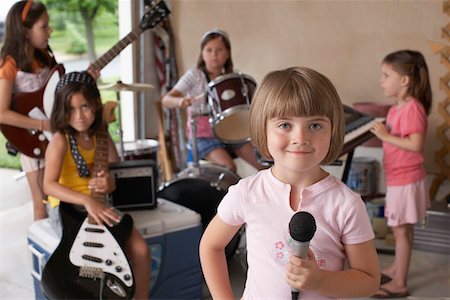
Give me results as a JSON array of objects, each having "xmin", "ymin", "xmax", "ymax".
[
  {"xmin": 156, "ymin": 100, "xmax": 173, "ymax": 181},
  {"xmin": 193, "ymin": 92, "xmax": 205, "ymax": 101},
  {"xmin": 189, "ymin": 92, "xmax": 210, "ymax": 117}
]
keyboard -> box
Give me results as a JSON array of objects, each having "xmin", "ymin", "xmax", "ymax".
[{"xmin": 343, "ymin": 105, "xmax": 385, "ymax": 146}]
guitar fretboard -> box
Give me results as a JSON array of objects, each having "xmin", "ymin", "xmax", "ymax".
[
  {"xmin": 90, "ymin": 0, "xmax": 170, "ymax": 71},
  {"xmin": 92, "ymin": 28, "xmax": 143, "ymax": 71},
  {"xmin": 88, "ymin": 126, "xmax": 109, "ymax": 224}
]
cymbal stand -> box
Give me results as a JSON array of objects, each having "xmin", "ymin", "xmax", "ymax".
[
  {"xmin": 115, "ymin": 81, "xmax": 125, "ymax": 161},
  {"xmin": 189, "ymin": 115, "xmax": 200, "ymax": 167}
]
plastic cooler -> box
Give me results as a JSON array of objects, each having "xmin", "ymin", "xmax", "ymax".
[{"xmin": 27, "ymin": 198, "xmax": 203, "ymax": 299}]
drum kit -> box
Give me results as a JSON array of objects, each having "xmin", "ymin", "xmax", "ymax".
[
  {"xmin": 101, "ymin": 73, "xmax": 258, "ymax": 262},
  {"xmin": 159, "ymin": 72, "xmax": 257, "ymax": 261}
]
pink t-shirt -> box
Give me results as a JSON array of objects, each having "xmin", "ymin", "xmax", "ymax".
[
  {"xmin": 383, "ymin": 99, "xmax": 427, "ymax": 186},
  {"xmin": 173, "ymin": 68, "xmax": 214, "ymax": 138},
  {"xmin": 218, "ymin": 169, "xmax": 374, "ymax": 300}
]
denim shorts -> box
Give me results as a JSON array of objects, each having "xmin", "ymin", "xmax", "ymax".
[
  {"xmin": 193, "ymin": 137, "xmax": 248, "ymax": 159},
  {"xmin": 47, "ymin": 203, "xmax": 62, "ymax": 238}
]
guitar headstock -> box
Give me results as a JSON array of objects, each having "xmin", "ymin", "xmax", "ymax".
[{"xmin": 140, "ymin": 1, "xmax": 171, "ymax": 31}]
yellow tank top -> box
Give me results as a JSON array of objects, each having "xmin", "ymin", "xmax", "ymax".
[{"xmin": 48, "ymin": 136, "xmax": 97, "ymax": 208}]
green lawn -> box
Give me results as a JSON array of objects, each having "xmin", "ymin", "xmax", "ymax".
[{"xmin": 0, "ymin": 133, "xmax": 21, "ymax": 169}]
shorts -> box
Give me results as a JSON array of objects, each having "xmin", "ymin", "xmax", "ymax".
[
  {"xmin": 20, "ymin": 154, "xmax": 44, "ymax": 173},
  {"xmin": 193, "ymin": 137, "xmax": 248, "ymax": 160},
  {"xmin": 384, "ymin": 178, "xmax": 430, "ymax": 227},
  {"xmin": 47, "ymin": 203, "xmax": 62, "ymax": 238}
]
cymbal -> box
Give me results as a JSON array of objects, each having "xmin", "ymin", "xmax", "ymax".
[{"xmin": 99, "ymin": 81, "xmax": 155, "ymax": 92}]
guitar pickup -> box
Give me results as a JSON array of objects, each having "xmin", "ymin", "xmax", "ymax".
[
  {"xmin": 83, "ymin": 242, "xmax": 104, "ymax": 248},
  {"xmin": 84, "ymin": 227, "xmax": 105, "ymax": 233},
  {"xmin": 82, "ymin": 254, "xmax": 103, "ymax": 263}
]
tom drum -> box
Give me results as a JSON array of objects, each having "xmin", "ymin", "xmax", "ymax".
[{"xmin": 207, "ymin": 73, "xmax": 257, "ymax": 144}]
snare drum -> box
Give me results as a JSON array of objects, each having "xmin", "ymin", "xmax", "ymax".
[
  {"xmin": 158, "ymin": 164, "xmax": 241, "ymax": 259},
  {"xmin": 117, "ymin": 139, "xmax": 159, "ymax": 161},
  {"xmin": 207, "ymin": 73, "xmax": 257, "ymax": 144}
]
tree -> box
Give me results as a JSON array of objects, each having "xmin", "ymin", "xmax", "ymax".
[{"xmin": 44, "ymin": 0, "xmax": 117, "ymax": 62}]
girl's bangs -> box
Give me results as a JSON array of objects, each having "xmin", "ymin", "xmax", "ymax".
[{"xmin": 265, "ymin": 80, "xmax": 330, "ymax": 120}]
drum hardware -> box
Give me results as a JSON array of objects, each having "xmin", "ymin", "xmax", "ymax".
[
  {"xmin": 99, "ymin": 81, "xmax": 155, "ymax": 161},
  {"xmin": 157, "ymin": 99, "xmax": 243, "ymax": 259},
  {"xmin": 189, "ymin": 93, "xmax": 209, "ymax": 119},
  {"xmin": 239, "ymin": 74, "xmax": 251, "ymax": 104},
  {"xmin": 189, "ymin": 117, "xmax": 200, "ymax": 166}
]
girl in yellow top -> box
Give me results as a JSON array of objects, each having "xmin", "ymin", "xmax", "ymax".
[
  {"xmin": 0, "ymin": 1, "xmax": 99, "ymax": 220},
  {"xmin": 44, "ymin": 72, "xmax": 150, "ymax": 299}
]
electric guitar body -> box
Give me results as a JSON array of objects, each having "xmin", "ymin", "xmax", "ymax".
[
  {"xmin": 41, "ymin": 202, "xmax": 134, "ymax": 299},
  {"xmin": 0, "ymin": 64, "xmax": 64, "ymax": 158}
]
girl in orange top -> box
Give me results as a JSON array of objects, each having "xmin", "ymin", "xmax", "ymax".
[{"xmin": 0, "ymin": 1, "xmax": 57, "ymax": 220}]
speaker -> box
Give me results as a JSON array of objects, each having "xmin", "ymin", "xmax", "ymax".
[{"xmin": 108, "ymin": 159, "xmax": 158, "ymax": 210}]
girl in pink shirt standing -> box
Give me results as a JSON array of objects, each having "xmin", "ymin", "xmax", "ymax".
[
  {"xmin": 371, "ymin": 50, "xmax": 432, "ymax": 298},
  {"xmin": 200, "ymin": 67, "xmax": 380, "ymax": 299}
]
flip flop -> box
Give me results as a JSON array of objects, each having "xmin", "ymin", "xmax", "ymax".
[
  {"xmin": 380, "ymin": 273, "xmax": 392, "ymax": 285},
  {"xmin": 372, "ymin": 287, "xmax": 410, "ymax": 299}
]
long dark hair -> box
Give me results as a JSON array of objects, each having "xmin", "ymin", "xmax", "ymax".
[
  {"xmin": 383, "ymin": 50, "xmax": 432, "ymax": 115},
  {"xmin": 196, "ymin": 30, "xmax": 233, "ymax": 74},
  {"xmin": 0, "ymin": 1, "xmax": 56, "ymax": 72},
  {"xmin": 51, "ymin": 82, "xmax": 103, "ymax": 136}
]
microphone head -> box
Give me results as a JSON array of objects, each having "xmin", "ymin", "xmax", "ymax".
[{"xmin": 289, "ymin": 211, "xmax": 316, "ymax": 242}]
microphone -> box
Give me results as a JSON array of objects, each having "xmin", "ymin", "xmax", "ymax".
[{"xmin": 288, "ymin": 211, "xmax": 317, "ymax": 300}]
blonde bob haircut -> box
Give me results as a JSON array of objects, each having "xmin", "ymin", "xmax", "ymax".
[{"xmin": 249, "ymin": 67, "xmax": 345, "ymax": 165}]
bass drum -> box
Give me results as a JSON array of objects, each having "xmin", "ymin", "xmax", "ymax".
[{"xmin": 157, "ymin": 164, "xmax": 241, "ymax": 260}]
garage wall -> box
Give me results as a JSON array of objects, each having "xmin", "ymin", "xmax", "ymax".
[{"xmin": 166, "ymin": 0, "xmax": 447, "ymax": 173}]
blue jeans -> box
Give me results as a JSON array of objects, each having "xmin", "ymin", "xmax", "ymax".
[{"xmin": 192, "ymin": 137, "xmax": 248, "ymax": 160}]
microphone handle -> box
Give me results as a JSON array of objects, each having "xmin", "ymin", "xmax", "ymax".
[{"xmin": 290, "ymin": 240, "xmax": 310, "ymax": 298}]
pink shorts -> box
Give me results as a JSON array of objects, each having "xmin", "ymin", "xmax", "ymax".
[{"xmin": 384, "ymin": 178, "xmax": 430, "ymax": 227}]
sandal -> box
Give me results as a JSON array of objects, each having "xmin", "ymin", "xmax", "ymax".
[
  {"xmin": 380, "ymin": 273, "xmax": 392, "ymax": 285},
  {"xmin": 372, "ymin": 287, "xmax": 410, "ymax": 299}
]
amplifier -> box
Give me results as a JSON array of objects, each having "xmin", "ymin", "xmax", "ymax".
[{"xmin": 108, "ymin": 159, "xmax": 158, "ymax": 210}]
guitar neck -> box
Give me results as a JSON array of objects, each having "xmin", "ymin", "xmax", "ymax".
[
  {"xmin": 88, "ymin": 127, "xmax": 110, "ymax": 224},
  {"xmin": 91, "ymin": 27, "xmax": 144, "ymax": 71},
  {"xmin": 89, "ymin": 0, "xmax": 170, "ymax": 72}
]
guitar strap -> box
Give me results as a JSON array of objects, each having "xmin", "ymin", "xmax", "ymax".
[
  {"xmin": 68, "ymin": 133, "xmax": 90, "ymax": 178},
  {"xmin": 47, "ymin": 46, "xmax": 58, "ymax": 67},
  {"xmin": 67, "ymin": 127, "xmax": 109, "ymax": 179}
]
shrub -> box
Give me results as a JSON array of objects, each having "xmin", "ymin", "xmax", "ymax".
[{"xmin": 66, "ymin": 22, "xmax": 87, "ymax": 54}]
